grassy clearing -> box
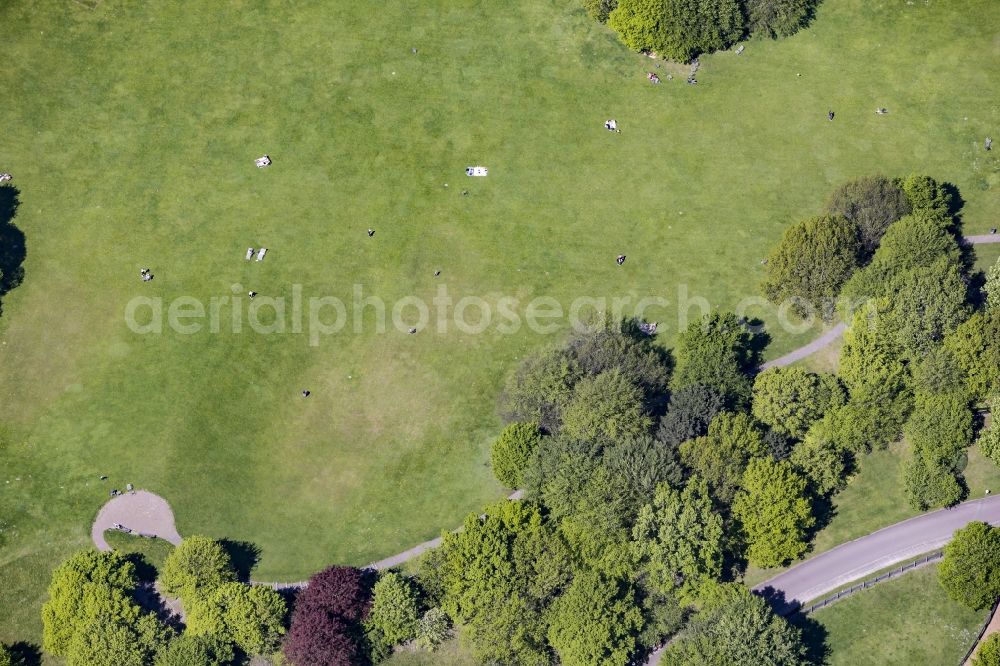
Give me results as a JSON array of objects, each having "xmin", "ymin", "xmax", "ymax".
[
  {"xmin": 103, "ymin": 530, "xmax": 175, "ymax": 574},
  {"xmin": 383, "ymin": 637, "xmax": 477, "ymax": 666},
  {"xmin": 806, "ymin": 565, "xmax": 984, "ymax": 666},
  {"xmin": 974, "ymin": 243, "xmax": 1000, "ymax": 273},
  {"xmin": 0, "ymin": 0, "xmax": 997, "ymax": 645}
]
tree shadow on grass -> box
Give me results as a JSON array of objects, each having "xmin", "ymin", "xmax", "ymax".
[
  {"xmin": 8, "ymin": 641, "xmax": 40, "ymax": 666},
  {"xmin": 221, "ymin": 539, "xmax": 262, "ymax": 582},
  {"xmin": 0, "ymin": 186, "xmax": 26, "ymax": 313},
  {"xmin": 787, "ymin": 611, "xmax": 831, "ymax": 665}
]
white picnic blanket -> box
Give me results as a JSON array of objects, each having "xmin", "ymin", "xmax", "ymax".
[
  {"xmin": 465, "ymin": 166, "xmax": 488, "ymax": 177},
  {"xmin": 246, "ymin": 247, "xmax": 254, "ymax": 260},
  {"xmin": 256, "ymin": 247, "xmax": 267, "ymax": 261}
]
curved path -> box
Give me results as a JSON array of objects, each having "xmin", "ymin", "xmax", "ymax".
[
  {"xmin": 752, "ymin": 495, "xmax": 1000, "ymax": 614},
  {"xmin": 91, "ymin": 491, "xmax": 182, "ymax": 551},
  {"xmin": 758, "ymin": 233, "xmax": 998, "ymax": 370}
]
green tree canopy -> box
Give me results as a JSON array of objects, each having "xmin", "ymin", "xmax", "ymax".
[
  {"xmin": 608, "ymin": 0, "xmax": 670, "ymax": 54},
  {"xmin": 752, "ymin": 367, "xmax": 845, "ymax": 439},
  {"xmin": 973, "ymin": 632, "xmax": 1000, "ymax": 666},
  {"xmin": 584, "ymin": 0, "xmax": 620, "ymax": 22},
  {"xmin": 679, "ymin": 412, "xmax": 767, "ymax": 506},
  {"xmin": 789, "ymin": 429, "xmax": 849, "ymax": 496},
  {"xmin": 186, "ymin": 583, "xmax": 286, "ymax": 657},
  {"xmin": 546, "ymin": 571, "xmax": 644, "ymax": 666},
  {"xmin": 632, "ymin": 477, "xmax": 724, "ymax": 603},
  {"xmin": 987, "ymin": 257, "xmax": 1000, "ymax": 310},
  {"xmin": 561, "ymin": 369, "xmax": 652, "ymax": 442},
  {"xmin": 491, "ymin": 421, "xmax": 543, "ymax": 488},
  {"xmin": 944, "ymin": 310, "xmax": 1000, "ymax": 401},
  {"xmin": 671, "ymin": 312, "xmax": 754, "ymax": 409},
  {"xmin": 656, "ymin": 383, "xmax": 726, "ymax": 447},
  {"xmin": 602, "ymin": 434, "xmax": 684, "ymax": 518},
  {"xmin": 366, "ymin": 572, "xmax": 420, "ymax": 649},
  {"xmin": 902, "ymin": 452, "xmax": 963, "ymax": 511},
  {"xmin": 900, "ymin": 173, "xmax": 953, "ymax": 219},
  {"xmin": 733, "ymin": 458, "xmax": 815, "ymax": 567},
  {"xmin": 660, "ymin": 0, "xmax": 744, "ymax": 62},
  {"xmin": 825, "ymin": 175, "xmax": 911, "ymax": 257},
  {"xmin": 664, "ymin": 583, "xmax": 807, "ymax": 665},
  {"xmin": 154, "ymin": 634, "xmax": 235, "ymax": 666},
  {"xmin": 882, "ymin": 258, "xmax": 970, "ymax": 357},
  {"xmin": 939, "ymin": 522, "xmax": 1000, "ymax": 611},
  {"xmin": 761, "ymin": 214, "xmax": 860, "ymax": 318},
  {"xmin": 159, "ymin": 536, "xmax": 236, "ymax": 603},
  {"xmin": 500, "ymin": 346, "xmax": 581, "ymax": 432}
]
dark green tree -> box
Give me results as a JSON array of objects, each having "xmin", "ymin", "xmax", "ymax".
[
  {"xmin": 660, "ymin": 0, "xmax": 744, "ymax": 62},
  {"xmin": 745, "ymin": 0, "xmax": 819, "ymax": 38},
  {"xmin": 656, "ymin": 383, "xmax": 725, "ymax": 447},
  {"xmin": 679, "ymin": 412, "xmax": 768, "ymax": 506},
  {"xmin": 944, "ymin": 310, "xmax": 1000, "ymax": 401},
  {"xmin": 752, "ymin": 367, "xmax": 845, "ymax": 439},
  {"xmin": 561, "ymin": 369, "xmax": 652, "ymax": 442},
  {"xmin": 671, "ymin": 312, "xmax": 754, "ymax": 409},
  {"xmin": 825, "ymin": 175, "xmax": 911, "ymax": 257},
  {"xmin": 491, "ymin": 421, "xmax": 543, "ymax": 488},
  {"xmin": 761, "ymin": 214, "xmax": 860, "ymax": 318}
]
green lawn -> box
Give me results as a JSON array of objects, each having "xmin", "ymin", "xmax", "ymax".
[
  {"xmin": 808, "ymin": 565, "xmax": 985, "ymax": 666},
  {"xmin": 0, "ymin": 0, "xmax": 998, "ymax": 645},
  {"xmin": 103, "ymin": 531, "xmax": 175, "ymax": 574},
  {"xmin": 974, "ymin": 243, "xmax": 1000, "ymax": 273},
  {"xmin": 384, "ymin": 638, "xmax": 477, "ymax": 666}
]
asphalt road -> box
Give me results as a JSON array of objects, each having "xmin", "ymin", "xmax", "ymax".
[{"xmin": 752, "ymin": 495, "xmax": 1000, "ymax": 613}]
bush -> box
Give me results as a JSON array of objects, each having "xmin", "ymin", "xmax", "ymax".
[
  {"xmin": 939, "ymin": 521, "xmax": 1000, "ymax": 611},
  {"xmin": 414, "ymin": 608, "xmax": 451, "ymax": 651},
  {"xmin": 745, "ymin": 0, "xmax": 819, "ymax": 38},
  {"xmin": 160, "ymin": 536, "xmax": 236, "ymax": 602},
  {"xmin": 584, "ymin": 0, "xmax": 619, "ymax": 22},
  {"xmin": 0, "ymin": 644, "xmax": 9, "ymax": 666},
  {"xmin": 761, "ymin": 215, "xmax": 860, "ymax": 318},
  {"xmin": 825, "ymin": 175, "xmax": 911, "ymax": 258},
  {"xmin": 974, "ymin": 632, "xmax": 1000, "ymax": 666},
  {"xmin": 490, "ymin": 421, "xmax": 542, "ymax": 488},
  {"xmin": 902, "ymin": 453, "xmax": 963, "ymax": 511}
]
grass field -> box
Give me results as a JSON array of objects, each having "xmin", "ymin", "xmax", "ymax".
[
  {"xmin": 808, "ymin": 564, "xmax": 985, "ymax": 666},
  {"xmin": 0, "ymin": 0, "xmax": 998, "ymax": 645},
  {"xmin": 384, "ymin": 638, "xmax": 477, "ymax": 666}
]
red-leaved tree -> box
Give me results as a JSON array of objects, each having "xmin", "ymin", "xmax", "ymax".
[{"xmin": 283, "ymin": 566, "xmax": 373, "ymax": 666}]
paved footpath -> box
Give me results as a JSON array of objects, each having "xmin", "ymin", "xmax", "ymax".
[{"xmin": 752, "ymin": 495, "xmax": 1000, "ymax": 613}]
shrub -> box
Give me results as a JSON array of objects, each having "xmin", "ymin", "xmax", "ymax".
[
  {"xmin": 973, "ymin": 633, "xmax": 1000, "ymax": 666},
  {"xmin": 414, "ymin": 608, "xmax": 451, "ymax": 651},
  {"xmin": 903, "ymin": 453, "xmax": 963, "ymax": 511},
  {"xmin": 584, "ymin": 0, "xmax": 619, "ymax": 22},
  {"xmin": 490, "ymin": 421, "xmax": 542, "ymax": 488},
  {"xmin": 160, "ymin": 536, "xmax": 236, "ymax": 602}
]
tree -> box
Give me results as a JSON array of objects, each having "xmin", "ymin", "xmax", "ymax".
[
  {"xmin": 602, "ymin": 434, "xmax": 684, "ymax": 517},
  {"xmin": 561, "ymin": 369, "xmax": 652, "ymax": 442},
  {"xmin": 565, "ymin": 316, "xmax": 671, "ymax": 402},
  {"xmin": 42, "ymin": 550, "xmax": 140, "ymax": 656},
  {"xmin": 584, "ymin": 0, "xmax": 619, "ymax": 22},
  {"xmin": 608, "ymin": 0, "xmax": 669, "ymax": 54},
  {"xmin": 882, "ymin": 258, "xmax": 970, "ymax": 357},
  {"xmin": 159, "ymin": 536, "xmax": 236, "ymax": 602},
  {"xmin": 546, "ymin": 572, "xmax": 644, "ymax": 666},
  {"xmin": 745, "ymin": 0, "xmax": 818, "ymax": 38},
  {"xmin": 752, "ymin": 367, "xmax": 845, "ymax": 439},
  {"xmin": 902, "ymin": 452, "xmax": 963, "ymax": 511},
  {"xmin": 187, "ymin": 583, "xmax": 286, "ymax": 657},
  {"xmin": 414, "ymin": 608, "xmax": 451, "ymax": 651},
  {"xmin": 366, "ymin": 572, "xmax": 420, "ymax": 650},
  {"xmin": 671, "ymin": 312, "xmax": 754, "ymax": 409},
  {"xmin": 632, "ymin": 477, "xmax": 724, "ymax": 603},
  {"xmin": 154, "ymin": 634, "xmax": 235, "ymax": 666},
  {"xmin": 900, "ymin": 173, "xmax": 953, "ymax": 219},
  {"xmin": 761, "ymin": 214, "xmax": 860, "ymax": 318},
  {"xmin": 825, "ymin": 175, "xmax": 911, "ymax": 257},
  {"xmin": 656, "ymin": 383, "xmax": 726, "ymax": 447},
  {"xmin": 491, "ymin": 421, "xmax": 542, "ymax": 488},
  {"xmin": 979, "ymin": 425, "xmax": 1000, "ymax": 469},
  {"xmin": 679, "ymin": 412, "xmax": 767, "ymax": 505},
  {"xmin": 911, "ymin": 346, "xmax": 966, "ymax": 395},
  {"xmin": 945, "ymin": 310, "xmax": 1000, "ymax": 401},
  {"xmin": 973, "ymin": 633, "xmax": 1000, "ymax": 666},
  {"xmin": 664, "ymin": 583, "xmax": 807, "ymax": 665},
  {"xmin": 733, "ymin": 458, "xmax": 815, "ymax": 567},
  {"xmin": 939, "ymin": 522, "xmax": 1000, "ymax": 611},
  {"xmin": 499, "ymin": 346, "xmax": 581, "ymax": 432},
  {"xmin": 987, "ymin": 257, "xmax": 1000, "ymax": 310},
  {"xmin": 904, "ymin": 391, "xmax": 973, "ymax": 464},
  {"xmin": 66, "ymin": 610, "xmax": 170, "ymax": 666},
  {"xmin": 284, "ymin": 566, "xmax": 371, "ymax": 666},
  {"xmin": 789, "ymin": 429, "xmax": 849, "ymax": 495},
  {"xmin": 0, "ymin": 644, "xmax": 10, "ymax": 666},
  {"xmin": 659, "ymin": 0, "xmax": 744, "ymax": 62}
]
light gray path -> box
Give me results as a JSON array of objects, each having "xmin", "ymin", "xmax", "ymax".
[
  {"xmin": 752, "ymin": 495, "xmax": 1000, "ymax": 612},
  {"xmin": 966, "ymin": 234, "xmax": 1000, "ymax": 244},
  {"xmin": 758, "ymin": 322, "xmax": 846, "ymax": 370},
  {"xmin": 91, "ymin": 490, "xmax": 182, "ymax": 551}
]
